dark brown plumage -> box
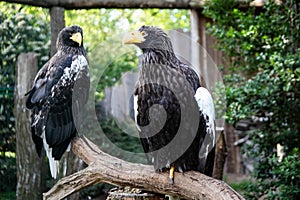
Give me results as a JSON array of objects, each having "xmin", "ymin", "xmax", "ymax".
[{"xmin": 123, "ymin": 25, "xmax": 216, "ymax": 182}]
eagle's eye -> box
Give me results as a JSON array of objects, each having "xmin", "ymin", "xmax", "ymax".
[{"xmin": 141, "ymin": 31, "xmax": 147, "ymax": 37}]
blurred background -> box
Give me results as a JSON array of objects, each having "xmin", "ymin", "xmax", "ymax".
[{"xmin": 1, "ymin": 0, "xmax": 300, "ymax": 199}]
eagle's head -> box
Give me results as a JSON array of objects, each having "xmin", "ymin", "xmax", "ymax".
[
  {"xmin": 123, "ymin": 25, "xmax": 174, "ymax": 53},
  {"xmin": 57, "ymin": 25, "xmax": 84, "ymax": 50}
]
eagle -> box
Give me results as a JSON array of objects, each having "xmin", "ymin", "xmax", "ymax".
[
  {"xmin": 123, "ymin": 25, "xmax": 216, "ymax": 183},
  {"xmin": 26, "ymin": 25, "xmax": 89, "ymax": 179}
]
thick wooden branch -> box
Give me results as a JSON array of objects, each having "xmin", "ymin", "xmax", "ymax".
[
  {"xmin": 43, "ymin": 136, "xmax": 244, "ymax": 200},
  {"xmin": 3, "ymin": 0, "xmax": 258, "ymax": 9},
  {"xmin": 4, "ymin": 0, "xmax": 205, "ymax": 9}
]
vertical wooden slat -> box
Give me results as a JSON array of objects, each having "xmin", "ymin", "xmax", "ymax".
[
  {"xmin": 190, "ymin": 9, "xmax": 207, "ymax": 88},
  {"xmin": 213, "ymin": 130, "xmax": 227, "ymax": 180},
  {"xmin": 15, "ymin": 53, "xmax": 46, "ymax": 200},
  {"xmin": 224, "ymin": 124, "xmax": 239, "ymax": 174},
  {"xmin": 50, "ymin": 6, "xmax": 65, "ymax": 56}
]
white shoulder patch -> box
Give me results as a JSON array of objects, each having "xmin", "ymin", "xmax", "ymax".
[
  {"xmin": 194, "ymin": 87, "xmax": 215, "ymax": 124},
  {"xmin": 70, "ymin": 55, "xmax": 89, "ymax": 81},
  {"xmin": 194, "ymin": 87, "xmax": 216, "ymax": 160},
  {"xmin": 133, "ymin": 95, "xmax": 141, "ymax": 131},
  {"xmin": 53, "ymin": 55, "xmax": 88, "ymax": 93},
  {"xmin": 195, "ymin": 87, "xmax": 216, "ymax": 146}
]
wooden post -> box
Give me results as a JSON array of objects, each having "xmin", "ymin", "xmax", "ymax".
[
  {"xmin": 15, "ymin": 53, "xmax": 46, "ymax": 200},
  {"xmin": 224, "ymin": 123, "xmax": 239, "ymax": 174},
  {"xmin": 190, "ymin": 9, "xmax": 207, "ymax": 88},
  {"xmin": 50, "ymin": 6, "xmax": 65, "ymax": 56},
  {"xmin": 190, "ymin": 10, "xmax": 228, "ymax": 87},
  {"xmin": 213, "ymin": 130, "xmax": 228, "ymax": 180}
]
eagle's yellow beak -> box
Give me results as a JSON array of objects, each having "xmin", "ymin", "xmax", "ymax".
[
  {"xmin": 122, "ymin": 30, "xmax": 145, "ymax": 44},
  {"xmin": 70, "ymin": 32, "xmax": 82, "ymax": 46}
]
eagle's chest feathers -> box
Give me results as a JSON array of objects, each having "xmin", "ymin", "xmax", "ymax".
[
  {"xmin": 137, "ymin": 56, "xmax": 193, "ymax": 107},
  {"xmin": 136, "ymin": 55, "xmax": 198, "ymax": 131}
]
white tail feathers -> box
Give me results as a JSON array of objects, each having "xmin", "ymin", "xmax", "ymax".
[
  {"xmin": 42, "ymin": 132, "xmax": 59, "ymax": 179},
  {"xmin": 48, "ymin": 155, "xmax": 59, "ymax": 179},
  {"xmin": 66, "ymin": 143, "xmax": 71, "ymax": 152}
]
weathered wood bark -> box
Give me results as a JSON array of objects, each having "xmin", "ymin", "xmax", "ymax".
[
  {"xmin": 224, "ymin": 123, "xmax": 240, "ymax": 174},
  {"xmin": 4, "ymin": 0, "xmax": 205, "ymax": 9},
  {"xmin": 190, "ymin": 9, "xmax": 207, "ymax": 88},
  {"xmin": 50, "ymin": 7, "xmax": 65, "ymax": 56},
  {"xmin": 43, "ymin": 136, "xmax": 245, "ymax": 200},
  {"xmin": 15, "ymin": 53, "xmax": 47, "ymax": 200},
  {"xmin": 190, "ymin": 10, "xmax": 228, "ymax": 87},
  {"xmin": 213, "ymin": 130, "xmax": 227, "ymax": 180},
  {"xmin": 64, "ymin": 150, "xmax": 83, "ymax": 200}
]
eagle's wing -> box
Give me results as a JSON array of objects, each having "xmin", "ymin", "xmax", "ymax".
[
  {"xmin": 194, "ymin": 87, "xmax": 216, "ymax": 175},
  {"xmin": 181, "ymin": 64, "xmax": 216, "ymax": 175},
  {"xmin": 25, "ymin": 60, "xmax": 50, "ymax": 109},
  {"xmin": 45, "ymin": 54, "xmax": 88, "ymax": 153},
  {"xmin": 26, "ymin": 54, "xmax": 89, "ymax": 178}
]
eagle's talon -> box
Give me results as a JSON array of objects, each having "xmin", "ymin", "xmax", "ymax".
[{"xmin": 169, "ymin": 166, "xmax": 175, "ymax": 184}]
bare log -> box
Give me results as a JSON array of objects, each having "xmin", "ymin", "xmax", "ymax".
[
  {"xmin": 43, "ymin": 136, "xmax": 244, "ymax": 200},
  {"xmin": 4, "ymin": 0, "xmax": 205, "ymax": 9},
  {"xmin": 15, "ymin": 53, "xmax": 47, "ymax": 199}
]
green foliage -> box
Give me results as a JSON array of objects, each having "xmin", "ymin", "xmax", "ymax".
[
  {"xmin": 100, "ymin": 118, "xmax": 144, "ymax": 154},
  {"xmin": 65, "ymin": 8, "xmax": 190, "ymax": 100},
  {"xmin": 245, "ymin": 149, "xmax": 300, "ymax": 199},
  {"xmin": 203, "ymin": 0, "xmax": 300, "ymax": 199},
  {"xmin": 93, "ymin": 49, "xmax": 138, "ymax": 100},
  {"xmin": 0, "ymin": 2, "xmax": 50, "ymax": 194},
  {"xmin": 0, "ymin": 157, "xmax": 17, "ymax": 192},
  {"xmin": 0, "ymin": 3, "xmax": 50, "ymax": 153},
  {"xmin": 229, "ymin": 179, "xmax": 253, "ymax": 196},
  {"xmin": 65, "ymin": 8, "xmax": 189, "ymax": 43},
  {"xmin": 0, "ymin": 192, "xmax": 15, "ymax": 200}
]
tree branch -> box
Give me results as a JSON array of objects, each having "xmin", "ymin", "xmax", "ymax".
[
  {"xmin": 3, "ymin": 0, "xmax": 255, "ymax": 9},
  {"xmin": 43, "ymin": 136, "xmax": 244, "ymax": 200},
  {"xmin": 4, "ymin": 0, "xmax": 205, "ymax": 9}
]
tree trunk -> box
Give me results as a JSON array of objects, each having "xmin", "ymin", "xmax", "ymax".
[
  {"xmin": 15, "ymin": 53, "xmax": 47, "ymax": 200},
  {"xmin": 213, "ymin": 130, "xmax": 227, "ymax": 180},
  {"xmin": 224, "ymin": 123, "xmax": 239, "ymax": 174},
  {"xmin": 50, "ymin": 6, "xmax": 65, "ymax": 56},
  {"xmin": 43, "ymin": 136, "xmax": 245, "ymax": 200}
]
